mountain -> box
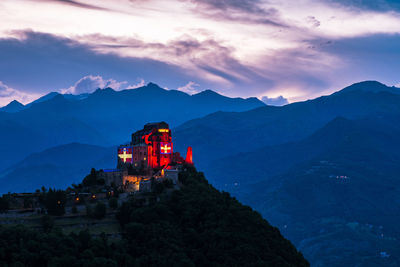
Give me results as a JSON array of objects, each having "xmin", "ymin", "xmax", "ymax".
[
  {"xmin": 336, "ymin": 80, "xmax": 400, "ymax": 95},
  {"xmin": 173, "ymin": 81, "xmax": 400, "ymax": 167},
  {"xmin": 204, "ymin": 115, "xmax": 400, "ymax": 266},
  {"xmin": 28, "ymin": 92, "xmax": 60, "ymax": 105},
  {"xmin": 27, "ymin": 91, "xmax": 89, "ymax": 106},
  {"xmin": 171, "ymin": 81, "xmax": 400, "ymax": 266},
  {"xmin": 0, "ymin": 100, "xmax": 25, "ymax": 113},
  {"xmin": 0, "ymin": 143, "xmax": 115, "ymax": 193},
  {"xmin": 248, "ymin": 116, "xmax": 400, "ymax": 266},
  {"xmin": 0, "ymin": 83, "xmax": 264, "ymax": 171}
]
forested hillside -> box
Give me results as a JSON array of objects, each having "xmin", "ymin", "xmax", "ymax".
[{"xmin": 0, "ymin": 167, "xmax": 308, "ymax": 266}]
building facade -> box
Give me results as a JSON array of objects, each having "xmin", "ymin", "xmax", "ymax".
[{"xmin": 118, "ymin": 122, "xmax": 185, "ymax": 171}]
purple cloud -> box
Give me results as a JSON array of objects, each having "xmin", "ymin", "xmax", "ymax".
[
  {"xmin": 34, "ymin": 0, "xmax": 110, "ymax": 11},
  {"xmin": 0, "ymin": 81, "xmax": 15, "ymax": 97},
  {"xmin": 63, "ymin": 75, "xmax": 128, "ymax": 94},
  {"xmin": 188, "ymin": 0, "xmax": 285, "ymax": 26},
  {"xmin": 261, "ymin": 95, "xmax": 289, "ymax": 106}
]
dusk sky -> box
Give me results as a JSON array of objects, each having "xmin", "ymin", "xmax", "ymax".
[{"xmin": 0, "ymin": 0, "xmax": 400, "ymax": 106}]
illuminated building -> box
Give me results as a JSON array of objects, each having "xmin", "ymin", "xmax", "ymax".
[
  {"xmin": 117, "ymin": 122, "xmax": 191, "ymax": 172},
  {"xmin": 95, "ymin": 121, "xmax": 194, "ymax": 192}
]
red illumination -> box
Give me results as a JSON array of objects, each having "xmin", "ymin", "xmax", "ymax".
[
  {"xmin": 185, "ymin": 146, "xmax": 193, "ymax": 164},
  {"xmin": 118, "ymin": 122, "xmax": 181, "ymax": 170}
]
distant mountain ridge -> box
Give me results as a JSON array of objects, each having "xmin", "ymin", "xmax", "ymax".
[
  {"xmin": 0, "ymin": 143, "xmax": 115, "ymax": 193},
  {"xmin": 0, "ymin": 100, "xmax": 25, "ymax": 113},
  {"xmin": 174, "ymin": 80, "xmax": 400, "ymax": 165},
  {"xmin": 0, "ymin": 83, "xmax": 265, "ymax": 171},
  {"xmin": 335, "ymin": 80, "xmax": 400, "ymax": 95}
]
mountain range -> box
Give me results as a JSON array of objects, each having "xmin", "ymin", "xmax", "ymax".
[
  {"xmin": 173, "ymin": 81, "xmax": 400, "ymax": 266},
  {"xmin": 202, "ymin": 115, "xmax": 400, "ymax": 266},
  {"xmin": 1, "ymin": 80, "xmax": 399, "ymax": 265},
  {"xmin": 174, "ymin": 81, "xmax": 400, "ymax": 172},
  {"xmin": 0, "ymin": 83, "xmax": 264, "ymax": 172}
]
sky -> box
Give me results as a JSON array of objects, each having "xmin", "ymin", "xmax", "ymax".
[{"xmin": 0, "ymin": 0, "xmax": 400, "ymax": 106}]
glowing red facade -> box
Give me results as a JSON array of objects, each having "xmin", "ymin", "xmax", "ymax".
[
  {"xmin": 118, "ymin": 122, "xmax": 193, "ymax": 171},
  {"xmin": 185, "ymin": 146, "xmax": 193, "ymax": 165},
  {"xmin": 118, "ymin": 122, "xmax": 173, "ymax": 169}
]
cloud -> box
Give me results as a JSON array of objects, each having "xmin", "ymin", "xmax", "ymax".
[
  {"xmin": 0, "ymin": 31, "xmax": 200, "ymax": 95},
  {"xmin": 34, "ymin": 0, "xmax": 111, "ymax": 11},
  {"xmin": 306, "ymin": 16, "xmax": 321, "ymax": 27},
  {"xmin": 1, "ymin": 0, "xmax": 400, "ymax": 102},
  {"xmin": 71, "ymin": 32, "xmax": 277, "ymax": 95},
  {"xmin": 0, "ymin": 81, "xmax": 16, "ymax": 97},
  {"xmin": 0, "ymin": 81, "xmax": 38, "ymax": 106},
  {"xmin": 62, "ymin": 75, "xmax": 128, "ymax": 94},
  {"xmin": 188, "ymin": 0, "xmax": 285, "ymax": 26},
  {"xmin": 326, "ymin": 0, "xmax": 400, "ymax": 12},
  {"xmin": 177, "ymin": 81, "xmax": 201, "ymax": 95},
  {"xmin": 261, "ymin": 95, "xmax": 289, "ymax": 106},
  {"xmin": 126, "ymin": 79, "xmax": 146, "ymax": 89}
]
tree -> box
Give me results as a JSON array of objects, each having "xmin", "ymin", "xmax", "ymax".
[
  {"xmin": 108, "ymin": 197, "xmax": 118, "ymax": 210},
  {"xmin": 93, "ymin": 202, "xmax": 106, "ymax": 219},
  {"xmin": 71, "ymin": 205, "xmax": 78, "ymax": 214},
  {"xmin": 44, "ymin": 189, "xmax": 66, "ymax": 216},
  {"xmin": 86, "ymin": 205, "xmax": 93, "ymax": 217},
  {"xmin": 82, "ymin": 168, "xmax": 98, "ymax": 187},
  {"xmin": 41, "ymin": 215, "xmax": 54, "ymax": 232},
  {"xmin": 23, "ymin": 197, "xmax": 33, "ymax": 209},
  {"xmin": 0, "ymin": 195, "xmax": 9, "ymax": 213}
]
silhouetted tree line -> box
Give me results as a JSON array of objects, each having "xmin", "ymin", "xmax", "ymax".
[
  {"xmin": 0, "ymin": 226, "xmax": 121, "ymax": 266},
  {"xmin": 0, "ymin": 195, "xmax": 9, "ymax": 213},
  {"xmin": 82, "ymin": 168, "xmax": 105, "ymax": 187}
]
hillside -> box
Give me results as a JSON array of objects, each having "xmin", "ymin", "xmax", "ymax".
[
  {"xmin": 209, "ymin": 116, "xmax": 400, "ymax": 266},
  {"xmin": 0, "ymin": 167, "xmax": 308, "ymax": 266},
  {"xmin": 0, "ymin": 83, "xmax": 264, "ymax": 172}
]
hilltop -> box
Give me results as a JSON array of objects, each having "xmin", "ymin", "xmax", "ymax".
[{"xmin": 0, "ymin": 166, "xmax": 308, "ymax": 266}]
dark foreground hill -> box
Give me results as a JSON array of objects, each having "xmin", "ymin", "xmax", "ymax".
[{"xmin": 0, "ymin": 167, "xmax": 308, "ymax": 267}]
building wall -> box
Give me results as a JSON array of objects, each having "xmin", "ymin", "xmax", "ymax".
[
  {"xmin": 98, "ymin": 170, "xmax": 124, "ymax": 187},
  {"xmin": 119, "ymin": 123, "xmax": 173, "ymax": 170}
]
